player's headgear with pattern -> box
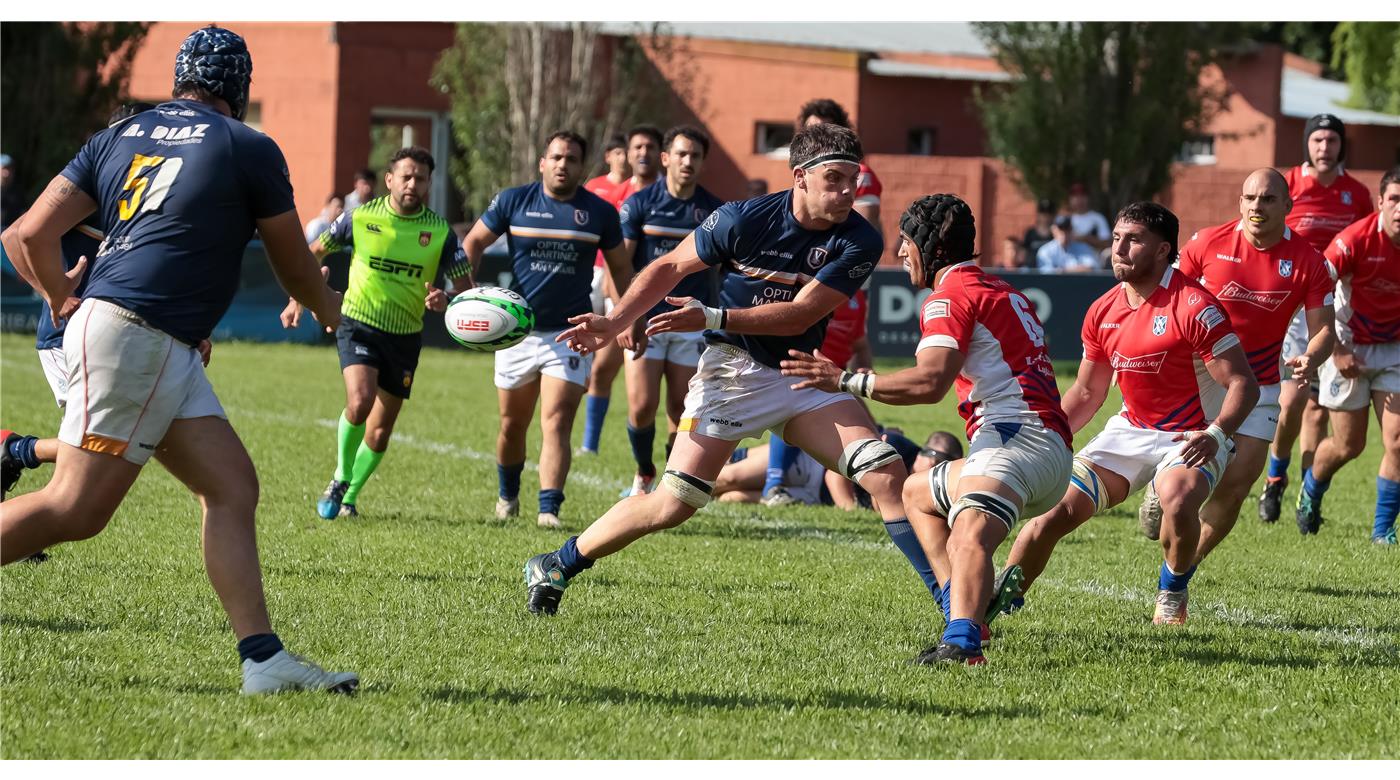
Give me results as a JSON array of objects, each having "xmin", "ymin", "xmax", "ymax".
[
  {"xmin": 174, "ymin": 25, "xmax": 253, "ymax": 121},
  {"xmin": 1304, "ymin": 113, "xmax": 1347, "ymax": 165},
  {"xmin": 899, "ymin": 194, "xmax": 977, "ymax": 281}
]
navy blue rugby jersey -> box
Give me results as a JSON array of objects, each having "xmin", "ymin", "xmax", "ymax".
[
  {"xmin": 480, "ymin": 181, "xmax": 623, "ymax": 330},
  {"xmin": 60, "ymin": 99, "xmax": 295, "ymax": 344},
  {"xmin": 691, "ymin": 190, "xmax": 883, "ymax": 368},
  {"xmin": 620, "ymin": 177, "xmax": 725, "ymax": 320},
  {"xmin": 35, "ymin": 215, "xmax": 103, "ymax": 350}
]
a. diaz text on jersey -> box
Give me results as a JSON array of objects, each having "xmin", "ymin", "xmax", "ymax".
[
  {"xmin": 917, "ymin": 262, "xmax": 1071, "ymax": 447},
  {"xmin": 1177, "ymin": 220, "xmax": 1334, "ymax": 385},
  {"xmin": 60, "ymin": 99, "xmax": 294, "ymax": 345},
  {"xmin": 1328, "ymin": 212, "xmax": 1400, "ymax": 345},
  {"xmin": 1082, "ymin": 267, "xmax": 1241, "ymax": 432},
  {"xmin": 620, "ymin": 176, "xmax": 726, "ymax": 319},
  {"xmin": 480, "ymin": 181, "xmax": 622, "ymax": 330},
  {"xmin": 691, "ymin": 191, "xmax": 883, "ymax": 369}
]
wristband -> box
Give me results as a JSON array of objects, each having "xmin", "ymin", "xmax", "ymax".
[
  {"xmin": 1203, "ymin": 423, "xmax": 1228, "ymax": 450},
  {"xmin": 839, "ymin": 371, "xmax": 876, "ymax": 398},
  {"xmin": 683, "ymin": 299, "xmax": 725, "ymax": 330}
]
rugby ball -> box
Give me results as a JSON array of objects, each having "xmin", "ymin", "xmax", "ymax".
[{"xmin": 444, "ymin": 286, "xmax": 535, "ymax": 352}]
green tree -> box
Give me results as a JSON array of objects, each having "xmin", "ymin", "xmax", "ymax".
[
  {"xmin": 1, "ymin": 22, "xmax": 151, "ymax": 209},
  {"xmin": 1331, "ymin": 22, "xmax": 1400, "ymax": 115},
  {"xmin": 973, "ymin": 22, "xmax": 1246, "ymax": 217},
  {"xmin": 431, "ymin": 22, "xmax": 696, "ymax": 217}
]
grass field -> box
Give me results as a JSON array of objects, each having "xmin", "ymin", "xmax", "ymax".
[{"xmin": 1, "ymin": 331, "xmax": 1396, "ymax": 759}]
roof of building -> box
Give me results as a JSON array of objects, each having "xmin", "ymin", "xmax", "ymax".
[
  {"xmin": 597, "ymin": 21, "xmax": 991, "ymax": 58},
  {"xmin": 1281, "ymin": 67, "xmax": 1400, "ymax": 127}
]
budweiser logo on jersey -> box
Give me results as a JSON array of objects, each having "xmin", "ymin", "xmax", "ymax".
[
  {"xmin": 1217, "ymin": 281, "xmax": 1290, "ymax": 311},
  {"xmin": 1111, "ymin": 350, "xmax": 1168, "ymax": 373},
  {"xmin": 1370, "ymin": 277, "xmax": 1400, "ymax": 296}
]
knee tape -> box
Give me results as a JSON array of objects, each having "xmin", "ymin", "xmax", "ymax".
[
  {"xmin": 1069, "ymin": 457, "xmax": 1108, "ymax": 515},
  {"xmin": 947, "ymin": 490, "xmax": 1020, "ymax": 531},
  {"xmin": 837, "ymin": 439, "xmax": 901, "ymax": 482},
  {"xmin": 661, "ymin": 469, "xmax": 714, "ymax": 509},
  {"xmin": 929, "ymin": 459, "xmax": 953, "ymax": 518}
]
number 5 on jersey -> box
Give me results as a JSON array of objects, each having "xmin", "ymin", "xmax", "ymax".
[{"xmin": 119, "ymin": 153, "xmax": 184, "ymax": 221}]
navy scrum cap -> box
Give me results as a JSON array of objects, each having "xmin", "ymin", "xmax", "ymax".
[
  {"xmin": 1304, "ymin": 113, "xmax": 1347, "ymax": 165},
  {"xmin": 174, "ymin": 25, "xmax": 252, "ymax": 121}
]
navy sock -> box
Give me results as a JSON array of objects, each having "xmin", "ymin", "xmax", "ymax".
[
  {"xmin": 497, "ymin": 462, "xmax": 524, "ymax": 500},
  {"xmin": 882, "ymin": 518, "xmax": 941, "ymax": 601},
  {"xmin": 557, "ymin": 535, "xmax": 595, "ymax": 578},
  {"xmin": 936, "ymin": 580, "xmax": 952, "ymax": 622},
  {"xmin": 1374, "ymin": 477, "xmax": 1400, "ymax": 538},
  {"xmin": 627, "ymin": 424, "xmax": 657, "ymax": 477},
  {"xmin": 1302, "ymin": 467, "xmax": 1331, "ymax": 505},
  {"xmin": 8, "ymin": 435, "xmax": 40, "ymax": 469},
  {"xmin": 539, "ymin": 488, "xmax": 565, "ymax": 516},
  {"xmin": 764, "ymin": 435, "xmax": 800, "ymax": 494},
  {"xmin": 1158, "ymin": 562, "xmax": 1197, "ymax": 592},
  {"xmin": 729, "ymin": 447, "xmax": 749, "ymax": 464},
  {"xmin": 941, "ymin": 618, "xmax": 982, "ymax": 652},
  {"xmin": 237, "ymin": 632, "xmax": 284, "ymax": 663},
  {"xmin": 581, "ymin": 395, "xmax": 609, "ymax": 452}
]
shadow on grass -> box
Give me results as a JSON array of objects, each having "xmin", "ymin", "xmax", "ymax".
[
  {"xmin": 425, "ymin": 682, "xmax": 1080, "ymax": 720},
  {"xmin": 1, "ymin": 613, "xmax": 109, "ymax": 633},
  {"xmin": 1296, "ymin": 584, "xmax": 1399, "ymax": 601}
]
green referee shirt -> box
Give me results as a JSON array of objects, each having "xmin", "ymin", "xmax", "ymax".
[{"xmin": 319, "ymin": 197, "xmax": 470, "ymax": 334}]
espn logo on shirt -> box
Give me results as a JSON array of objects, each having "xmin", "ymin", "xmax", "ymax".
[
  {"xmin": 1217, "ymin": 282, "xmax": 1289, "ymax": 311},
  {"xmin": 1110, "ymin": 350, "xmax": 1168, "ymax": 374},
  {"xmin": 1196, "ymin": 305, "xmax": 1225, "ymax": 330}
]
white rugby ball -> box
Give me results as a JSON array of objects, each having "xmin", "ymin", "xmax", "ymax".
[{"xmin": 444, "ymin": 286, "xmax": 535, "ymax": 352}]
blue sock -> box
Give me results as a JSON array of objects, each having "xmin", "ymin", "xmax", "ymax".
[
  {"xmin": 729, "ymin": 447, "xmax": 748, "ymax": 464},
  {"xmin": 1374, "ymin": 477, "xmax": 1400, "ymax": 538},
  {"xmin": 941, "ymin": 618, "xmax": 982, "ymax": 652},
  {"xmin": 764, "ymin": 435, "xmax": 800, "ymax": 494},
  {"xmin": 557, "ymin": 535, "xmax": 595, "ymax": 578},
  {"xmin": 936, "ymin": 580, "xmax": 951, "ymax": 622},
  {"xmin": 627, "ymin": 424, "xmax": 656, "ymax": 477},
  {"xmin": 1158, "ymin": 561, "xmax": 1198, "ymax": 592},
  {"xmin": 7, "ymin": 435, "xmax": 40, "ymax": 469},
  {"xmin": 1267, "ymin": 454, "xmax": 1290, "ymax": 481},
  {"xmin": 497, "ymin": 462, "xmax": 524, "ymax": 500},
  {"xmin": 882, "ymin": 518, "xmax": 941, "ymax": 601},
  {"xmin": 581, "ymin": 395, "xmax": 609, "ymax": 452},
  {"xmin": 237, "ymin": 632, "xmax": 284, "ymax": 663},
  {"xmin": 539, "ymin": 488, "xmax": 565, "ymax": 516},
  {"xmin": 1302, "ymin": 467, "xmax": 1331, "ymax": 505}
]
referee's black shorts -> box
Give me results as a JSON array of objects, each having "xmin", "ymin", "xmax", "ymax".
[{"xmin": 335, "ymin": 316, "xmax": 422, "ymax": 399}]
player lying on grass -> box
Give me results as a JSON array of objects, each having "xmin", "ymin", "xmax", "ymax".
[
  {"xmin": 520, "ymin": 122, "xmax": 945, "ymax": 618},
  {"xmin": 782, "ymin": 194, "xmax": 1071, "ymax": 665},
  {"xmin": 1003, "ymin": 202, "xmax": 1259, "ymax": 626}
]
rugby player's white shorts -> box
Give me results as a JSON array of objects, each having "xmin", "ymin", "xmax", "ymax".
[
  {"xmin": 932, "ymin": 421, "xmax": 1072, "ymax": 524},
  {"xmin": 1075, "ymin": 414, "xmax": 1232, "ymax": 498},
  {"xmin": 589, "ymin": 266, "xmax": 615, "ymax": 316},
  {"xmin": 1199, "ymin": 381, "xmax": 1280, "ymax": 441},
  {"xmin": 494, "ymin": 330, "xmax": 594, "ymax": 389},
  {"xmin": 1318, "ymin": 342, "xmax": 1400, "ymax": 411},
  {"xmin": 1281, "ymin": 309, "xmax": 1308, "ymax": 379},
  {"xmin": 57, "ymin": 299, "xmax": 225, "ymax": 466},
  {"xmin": 678, "ymin": 343, "xmax": 850, "ymax": 441},
  {"xmin": 628, "ymin": 330, "xmax": 705, "ymax": 367},
  {"xmin": 38, "ymin": 347, "xmax": 68, "ymax": 407}
]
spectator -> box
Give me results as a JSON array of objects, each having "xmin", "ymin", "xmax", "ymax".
[
  {"xmin": 1021, "ymin": 199, "xmax": 1056, "ymax": 267},
  {"xmin": 303, "ymin": 194, "xmax": 344, "ymax": 243},
  {"xmin": 1036, "ymin": 215, "xmax": 1100, "ymax": 272},
  {"xmin": 912, "ymin": 430, "xmax": 964, "ymax": 474},
  {"xmin": 0, "ymin": 154, "xmax": 23, "ymax": 230},
  {"xmin": 343, "ymin": 168, "xmax": 375, "ymax": 212},
  {"xmin": 994, "ymin": 235, "xmax": 1022, "ymax": 269},
  {"xmin": 1067, "ymin": 182, "xmax": 1110, "ymax": 251}
]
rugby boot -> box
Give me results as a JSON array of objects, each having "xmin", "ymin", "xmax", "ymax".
[
  {"xmin": 1258, "ymin": 476, "xmax": 1286, "ymax": 523},
  {"xmin": 1296, "ymin": 493, "xmax": 1324, "ymax": 535},
  {"xmin": 494, "ymin": 497, "xmax": 520, "ymax": 519},
  {"xmin": 316, "ymin": 479, "xmax": 349, "ymax": 520},
  {"xmin": 524, "ymin": 552, "xmax": 569, "ymax": 615},
  {"xmin": 241, "ymin": 649, "xmax": 359, "ymax": 695},
  {"xmin": 913, "ymin": 641, "xmax": 986, "ymax": 666},
  {"xmin": 1152, "ymin": 588, "xmax": 1189, "ymax": 625},
  {"xmin": 984, "ymin": 565, "xmax": 1024, "ymax": 627}
]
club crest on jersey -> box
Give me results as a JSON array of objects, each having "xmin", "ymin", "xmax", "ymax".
[
  {"xmin": 419, "ymin": 231, "xmax": 431, "ymax": 247},
  {"xmin": 1341, "ymin": 191, "xmax": 1352, "ymax": 205},
  {"xmin": 701, "ymin": 211, "xmax": 720, "ymax": 231},
  {"xmin": 806, "ymin": 247, "xmax": 829, "ymax": 270},
  {"xmin": 1278, "ymin": 259, "xmax": 1293, "ymax": 278},
  {"xmin": 573, "ymin": 209, "xmax": 589, "ymax": 227},
  {"xmin": 1187, "ymin": 292, "xmax": 1201, "ymax": 306},
  {"xmin": 1152, "ymin": 315, "xmax": 1168, "ymax": 336}
]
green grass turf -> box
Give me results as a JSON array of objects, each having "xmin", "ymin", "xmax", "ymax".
[{"xmin": 2, "ymin": 332, "xmax": 1396, "ymax": 758}]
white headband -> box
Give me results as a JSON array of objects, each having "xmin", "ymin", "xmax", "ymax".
[{"xmin": 797, "ymin": 152, "xmax": 861, "ymax": 170}]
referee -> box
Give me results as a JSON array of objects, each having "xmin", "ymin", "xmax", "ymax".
[{"xmin": 281, "ymin": 147, "xmax": 471, "ymax": 519}]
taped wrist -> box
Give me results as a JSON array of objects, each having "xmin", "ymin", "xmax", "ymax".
[
  {"xmin": 839, "ymin": 371, "xmax": 876, "ymax": 398},
  {"xmin": 1204, "ymin": 423, "xmax": 1228, "ymax": 451},
  {"xmin": 682, "ymin": 298, "xmax": 725, "ymax": 330}
]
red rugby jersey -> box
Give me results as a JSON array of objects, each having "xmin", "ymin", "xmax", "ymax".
[
  {"xmin": 585, "ymin": 175, "xmax": 642, "ymax": 268},
  {"xmin": 1327, "ymin": 213, "xmax": 1400, "ymax": 345},
  {"xmin": 1285, "ymin": 165, "xmax": 1375, "ymax": 252},
  {"xmin": 917, "ymin": 263, "xmax": 1071, "ymax": 446},
  {"xmin": 854, "ymin": 163, "xmax": 882, "ymax": 209},
  {"xmin": 1081, "ymin": 267, "xmax": 1241, "ymax": 432},
  {"xmin": 1177, "ymin": 220, "xmax": 1334, "ymax": 384},
  {"xmin": 821, "ymin": 289, "xmax": 867, "ymax": 368}
]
